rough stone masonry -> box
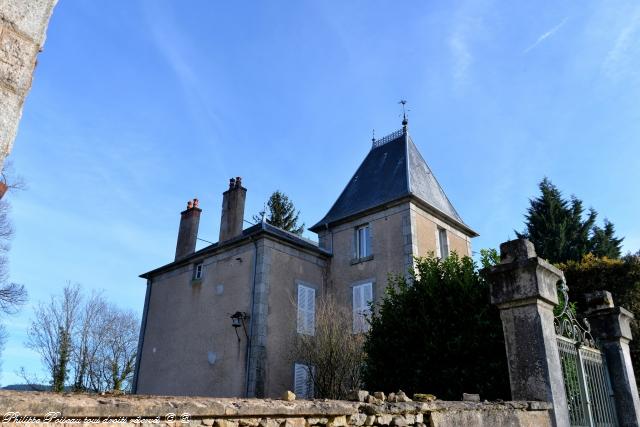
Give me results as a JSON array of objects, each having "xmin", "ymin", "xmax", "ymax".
[
  {"xmin": 0, "ymin": 0, "xmax": 57, "ymax": 166},
  {"xmin": 0, "ymin": 391, "xmax": 553, "ymax": 427}
]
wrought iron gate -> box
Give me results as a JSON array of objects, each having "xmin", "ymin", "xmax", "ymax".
[{"xmin": 555, "ymin": 281, "xmax": 618, "ymax": 427}]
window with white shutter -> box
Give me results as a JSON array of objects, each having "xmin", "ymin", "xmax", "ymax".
[
  {"xmin": 437, "ymin": 227, "xmax": 449, "ymax": 259},
  {"xmin": 293, "ymin": 363, "xmax": 313, "ymax": 398},
  {"xmin": 352, "ymin": 282, "xmax": 373, "ymax": 333},
  {"xmin": 355, "ymin": 224, "xmax": 371, "ymax": 259},
  {"xmin": 297, "ymin": 284, "xmax": 315, "ymax": 335}
]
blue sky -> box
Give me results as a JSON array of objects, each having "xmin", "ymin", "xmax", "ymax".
[{"xmin": 2, "ymin": 1, "xmax": 640, "ymax": 385}]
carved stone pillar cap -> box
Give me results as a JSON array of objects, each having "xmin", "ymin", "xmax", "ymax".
[
  {"xmin": 586, "ymin": 306, "xmax": 635, "ymax": 341},
  {"xmin": 499, "ymin": 239, "xmax": 537, "ymax": 264}
]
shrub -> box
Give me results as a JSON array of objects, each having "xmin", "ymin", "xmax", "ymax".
[{"xmin": 363, "ymin": 253, "xmax": 510, "ymax": 400}]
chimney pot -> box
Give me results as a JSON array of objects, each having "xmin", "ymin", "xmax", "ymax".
[
  {"xmin": 219, "ymin": 177, "xmax": 247, "ymax": 241},
  {"xmin": 175, "ymin": 199, "xmax": 202, "ymax": 260},
  {"xmin": 193, "ymin": 198, "xmax": 199, "ymax": 208}
]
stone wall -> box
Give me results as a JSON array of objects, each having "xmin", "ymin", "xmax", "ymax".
[
  {"xmin": 0, "ymin": 391, "xmax": 552, "ymax": 427},
  {"xmin": 0, "ymin": 0, "xmax": 57, "ymax": 165}
]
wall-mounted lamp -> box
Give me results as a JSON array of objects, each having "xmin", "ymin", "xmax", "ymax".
[{"xmin": 230, "ymin": 311, "xmax": 249, "ymax": 341}]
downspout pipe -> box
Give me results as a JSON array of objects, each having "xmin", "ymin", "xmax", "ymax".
[
  {"xmin": 244, "ymin": 236, "xmax": 259, "ymax": 397},
  {"xmin": 132, "ymin": 278, "xmax": 153, "ymax": 394}
]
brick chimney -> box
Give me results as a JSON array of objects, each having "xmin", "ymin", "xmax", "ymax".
[
  {"xmin": 175, "ymin": 198, "xmax": 202, "ymax": 261},
  {"xmin": 219, "ymin": 177, "xmax": 246, "ymax": 242}
]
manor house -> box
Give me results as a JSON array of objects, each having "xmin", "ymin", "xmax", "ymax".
[{"xmin": 132, "ymin": 120, "xmax": 477, "ymax": 398}]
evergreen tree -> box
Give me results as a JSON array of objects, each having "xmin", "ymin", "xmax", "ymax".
[
  {"xmin": 253, "ymin": 191, "xmax": 305, "ymax": 235},
  {"xmin": 517, "ymin": 178, "xmax": 622, "ymax": 263},
  {"xmin": 590, "ymin": 219, "xmax": 624, "ymax": 259}
]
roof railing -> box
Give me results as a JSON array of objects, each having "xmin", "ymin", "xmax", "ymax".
[{"xmin": 371, "ymin": 129, "xmax": 405, "ymax": 149}]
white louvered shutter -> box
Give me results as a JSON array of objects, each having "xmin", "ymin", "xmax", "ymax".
[
  {"xmin": 353, "ymin": 283, "xmax": 373, "ymax": 333},
  {"xmin": 297, "ymin": 285, "xmax": 315, "ymax": 335},
  {"xmin": 294, "ymin": 363, "xmax": 312, "ymax": 398}
]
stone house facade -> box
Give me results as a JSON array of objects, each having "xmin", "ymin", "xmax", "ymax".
[{"xmin": 133, "ymin": 123, "xmax": 478, "ymax": 398}]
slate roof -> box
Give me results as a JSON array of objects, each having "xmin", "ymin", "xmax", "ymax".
[{"xmin": 309, "ymin": 129, "xmax": 477, "ymax": 236}]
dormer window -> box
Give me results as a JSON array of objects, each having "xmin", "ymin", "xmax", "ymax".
[{"xmin": 355, "ymin": 224, "xmax": 371, "ymax": 259}]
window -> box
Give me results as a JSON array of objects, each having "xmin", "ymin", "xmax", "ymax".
[
  {"xmin": 437, "ymin": 227, "xmax": 449, "ymax": 259},
  {"xmin": 193, "ymin": 262, "xmax": 203, "ymax": 280},
  {"xmin": 297, "ymin": 284, "xmax": 315, "ymax": 335},
  {"xmin": 294, "ymin": 363, "xmax": 313, "ymax": 399},
  {"xmin": 355, "ymin": 224, "xmax": 371, "ymax": 259},
  {"xmin": 353, "ymin": 282, "xmax": 373, "ymax": 333}
]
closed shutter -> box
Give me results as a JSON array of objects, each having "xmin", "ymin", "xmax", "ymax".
[
  {"xmin": 297, "ymin": 285, "xmax": 315, "ymax": 335},
  {"xmin": 294, "ymin": 363, "xmax": 313, "ymax": 398},
  {"xmin": 353, "ymin": 283, "xmax": 373, "ymax": 333}
]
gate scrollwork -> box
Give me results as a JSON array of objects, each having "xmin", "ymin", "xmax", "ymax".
[{"xmin": 554, "ymin": 279, "xmax": 596, "ymax": 348}]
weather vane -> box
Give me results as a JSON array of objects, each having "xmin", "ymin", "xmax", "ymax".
[{"xmin": 399, "ymin": 99, "xmax": 409, "ymax": 130}]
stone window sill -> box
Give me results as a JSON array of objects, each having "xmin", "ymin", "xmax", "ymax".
[{"xmin": 351, "ymin": 255, "xmax": 374, "ymax": 265}]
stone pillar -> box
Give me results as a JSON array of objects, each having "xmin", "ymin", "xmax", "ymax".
[
  {"xmin": 585, "ymin": 291, "xmax": 640, "ymax": 426},
  {"xmin": 487, "ymin": 239, "xmax": 570, "ymax": 427},
  {"xmin": 0, "ymin": 0, "xmax": 58, "ymax": 166},
  {"xmin": 175, "ymin": 198, "xmax": 201, "ymax": 261}
]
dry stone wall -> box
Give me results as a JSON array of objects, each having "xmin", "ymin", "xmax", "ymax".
[
  {"xmin": 0, "ymin": 0, "xmax": 57, "ymax": 164},
  {"xmin": 0, "ymin": 391, "xmax": 552, "ymax": 427}
]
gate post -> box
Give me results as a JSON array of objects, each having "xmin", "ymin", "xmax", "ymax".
[
  {"xmin": 487, "ymin": 239, "xmax": 570, "ymax": 427},
  {"xmin": 585, "ymin": 291, "xmax": 640, "ymax": 426}
]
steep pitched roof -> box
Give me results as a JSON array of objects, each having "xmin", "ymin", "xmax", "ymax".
[{"xmin": 309, "ymin": 129, "xmax": 477, "ymax": 236}]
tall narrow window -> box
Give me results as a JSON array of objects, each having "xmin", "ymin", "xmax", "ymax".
[
  {"xmin": 294, "ymin": 363, "xmax": 313, "ymax": 398},
  {"xmin": 193, "ymin": 262, "xmax": 203, "ymax": 280},
  {"xmin": 353, "ymin": 282, "xmax": 373, "ymax": 333},
  {"xmin": 355, "ymin": 224, "xmax": 371, "ymax": 258},
  {"xmin": 297, "ymin": 284, "xmax": 315, "ymax": 335},
  {"xmin": 438, "ymin": 227, "xmax": 449, "ymax": 259}
]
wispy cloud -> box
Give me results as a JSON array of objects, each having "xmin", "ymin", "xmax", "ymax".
[
  {"xmin": 602, "ymin": 8, "xmax": 640, "ymax": 80},
  {"xmin": 448, "ymin": 0, "xmax": 492, "ymax": 92},
  {"xmin": 523, "ymin": 17, "xmax": 568, "ymax": 54},
  {"xmin": 141, "ymin": 4, "xmax": 225, "ymax": 151},
  {"xmin": 449, "ymin": 31, "xmax": 473, "ymax": 89}
]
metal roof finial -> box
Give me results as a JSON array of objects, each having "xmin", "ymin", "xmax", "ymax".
[
  {"xmin": 371, "ymin": 129, "xmax": 376, "ymax": 144},
  {"xmin": 399, "ymin": 100, "xmax": 408, "ymax": 132}
]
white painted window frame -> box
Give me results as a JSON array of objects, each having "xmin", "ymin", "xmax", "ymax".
[
  {"xmin": 296, "ymin": 284, "xmax": 315, "ymax": 335},
  {"xmin": 352, "ymin": 282, "xmax": 373, "ymax": 334}
]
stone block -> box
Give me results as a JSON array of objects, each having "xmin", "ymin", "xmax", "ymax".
[
  {"xmin": 347, "ymin": 414, "xmax": 366, "ymax": 426},
  {"xmin": 0, "ymin": 27, "xmax": 38, "ymax": 93},
  {"xmin": 376, "ymin": 415, "xmax": 392, "ymax": 426},
  {"xmin": 282, "ymin": 391, "xmax": 296, "ymax": 401},
  {"xmin": 239, "ymin": 419, "xmax": 261, "ymax": 427},
  {"xmin": 347, "ymin": 390, "xmax": 369, "ymax": 402},
  {"xmin": 0, "ymin": 86, "xmax": 21, "ymax": 157},
  {"xmin": 414, "ymin": 414, "xmax": 423, "ymax": 424},
  {"xmin": 372, "ymin": 392, "xmax": 385, "ymax": 401},
  {"xmin": 364, "ymin": 416, "xmax": 376, "ymax": 426},
  {"xmin": 215, "ymin": 420, "xmax": 239, "ymax": 427},
  {"xmin": 306, "ymin": 418, "xmax": 328, "ymax": 426},
  {"xmin": 0, "ymin": 0, "xmax": 58, "ymax": 42},
  {"xmin": 462, "ymin": 393, "xmax": 480, "ymax": 402},
  {"xmin": 282, "ymin": 418, "xmax": 305, "ymax": 427},
  {"xmin": 390, "ymin": 416, "xmax": 406, "ymax": 426},
  {"xmin": 328, "ymin": 416, "xmax": 347, "ymax": 427}
]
